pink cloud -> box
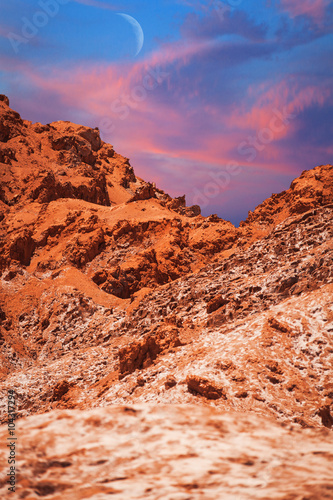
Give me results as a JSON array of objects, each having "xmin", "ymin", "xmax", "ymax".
[
  {"xmin": 20, "ymin": 38, "xmax": 208, "ymax": 110},
  {"xmin": 280, "ymin": 0, "xmax": 327, "ymax": 21},
  {"xmin": 229, "ymin": 79, "xmax": 329, "ymax": 135},
  {"xmin": 72, "ymin": 0, "xmax": 120, "ymax": 10}
]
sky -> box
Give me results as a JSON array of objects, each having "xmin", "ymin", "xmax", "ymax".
[{"xmin": 1, "ymin": 0, "xmax": 332, "ymax": 224}]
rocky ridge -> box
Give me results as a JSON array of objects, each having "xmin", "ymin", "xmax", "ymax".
[{"xmin": 0, "ymin": 95, "xmax": 332, "ymax": 499}]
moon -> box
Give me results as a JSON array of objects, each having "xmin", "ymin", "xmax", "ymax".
[{"xmin": 117, "ymin": 13, "xmax": 144, "ymax": 57}]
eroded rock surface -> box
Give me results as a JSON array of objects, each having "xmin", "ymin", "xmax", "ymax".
[{"xmin": 1, "ymin": 405, "xmax": 333, "ymax": 500}]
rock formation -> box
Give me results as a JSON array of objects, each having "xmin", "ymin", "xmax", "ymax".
[{"xmin": 0, "ymin": 95, "xmax": 332, "ymax": 498}]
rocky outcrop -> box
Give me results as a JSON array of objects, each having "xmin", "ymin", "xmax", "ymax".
[
  {"xmin": 206, "ymin": 294, "xmax": 229, "ymax": 314},
  {"xmin": 118, "ymin": 326, "xmax": 184, "ymax": 376},
  {"xmin": 0, "ymin": 95, "xmax": 25, "ymax": 143},
  {"xmin": 241, "ymin": 164, "xmax": 333, "ymax": 230},
  {"xmin": 318, "ymin": 404, "xmax": 333, "ymax": 429},
  {"xmin": 51, "ymin": 380, "xmax": 70, "ymax": 402},
  {"xmin": 186, "ymin": 375, "xmax": 226, "ymax": 400}
]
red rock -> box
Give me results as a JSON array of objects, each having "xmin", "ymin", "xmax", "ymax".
[
  {"xmin": 318, "ymin": 405, "xmax": 333, "ymax": 429},
  {"xmin": 186, "ymin": 375, "xmax": 226, "ymax": 400},
  {"xmin": 118, "ymin": 326, "xmax": 183, "ymax": 375},
  {"xmin": 164, "ymin": 375, "xmax": 177, "ymax": 389},
  {"xmin": 52, "ymin": 380, "xmax": 70, "ymax": 401},
  {"xmin": 206, "ymin": 294, "xmax": 228, "ymax": 313}
]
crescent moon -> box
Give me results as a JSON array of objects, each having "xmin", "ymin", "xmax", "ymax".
[{"xmin": 117, "ymin": 13, "xmax": 144, "ymax": 57}]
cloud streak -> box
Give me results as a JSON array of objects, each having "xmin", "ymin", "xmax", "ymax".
[
  {"xmin": 279, "ymin": 0, "xmax": 328, "ymax": 20},
  {"xmin": 72, "ymin": 0, "xmax": 121, "ymax": 10}
]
